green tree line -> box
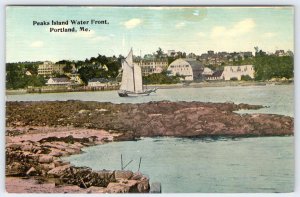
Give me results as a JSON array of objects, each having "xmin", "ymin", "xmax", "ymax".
[
  {"xmin": 6, "ymin": 62, "xmax": 45, "ymax": 89},
  {"xmin": 253, "ymin": 55, "xmax": 293, "ymax": 80},
  {"xmin": 6, "ymin": 51, "xmax": 294, "ymax": 89},
  {"xmin": 143, "ymin": 70, "xmax": 180, "ymax": 84}
]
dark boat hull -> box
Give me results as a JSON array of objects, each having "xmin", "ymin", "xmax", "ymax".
[{"xmin": 118, "ymin": 88, "xmax": 157, "ymax": 97}]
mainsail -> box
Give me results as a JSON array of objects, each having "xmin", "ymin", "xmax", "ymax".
[
  {"xmin": 120, "ymin": 49, "xmax": 143, "ymax": 93},
  {"xmin": 120, "ymin": 49, "xmax": 135, "ymax": 92},
  {"xmin": 133, "ymin": 64, "xmax": 143, "ymax": 93}
]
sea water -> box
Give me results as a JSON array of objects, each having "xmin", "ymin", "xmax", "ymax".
[
  {"xmin": 65, "ymin": 136, "xmax": 294, "ymax": 193},
  {"xmin": 7, "ymin": 85, "xmax": 293, "ymax": 116}
]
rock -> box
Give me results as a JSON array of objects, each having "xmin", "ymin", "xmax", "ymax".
[
  {"xmin": 42, "ymin": 142, "xmax": 67, "ymax": 150},
  {"xmin": 96, "ymin": 108, "xmax": 109, "ymax": 112},
  {"xmin": 95, "ymin": 170, "xmax": 115, "ymax": 182},
  {"xmin": 113, "ymin": 131, "xmax": 136, "ymax": 141},
  {"xmin": 26, "ymin": 153, "xmax": 39, "ymax": 162},
  {"xmin": 53, "ymin": 160, "xmax": 70, "ymax": 167},
  {"xmin": 106, "ymin": 182, "xmax": 130, "ymax": 193},
  {"xmin": 64, "ymin": 148, "xmax": 81, "ymax": 155},
  {"xmin": 137, "ymin": 180, "xmax": 150, "ymax": 193},
  {"xmin": 20, "ymin": 143, "xmax": 34, "ymax": 152},
  {"xmin": 38, "ymin": 155, "xmax": 54, "ymax": 163},
  {"xmin": 87, "ymin": 186, "xmax": 106, "ymax": 193},
  {"xmin": 40, "ymin": 163, "xmax": 56, "ymax": 172},
  {"xmin": 115, "ymin": 170, "xmax": 133, "ymax": 180},
  {"xmin": 131, "ymin": 172, "xmax": 143, "ymax": 180},
  {"xmin": 7, "ymin": 162, "xmax": 26, "ymax": 176},
  {"xmin": 47, "ymin": 164, "xmax": 71, "ymax": 178},
  {"xmin": 68, "ymin": 142, "xmax": 84, "ymax": 149},
  {"xmin": 105, "ymin": 180, "xmax": 138, "ymax": 193},
  {"xmin": 6, "ymin": 143, "xmax": 22, "ymax": 150},
  {"xmin": 150, "ymin": 182, "xmax": 161, "ymax": 193},
  {"xmin": 49, "ymin": 148, "xmax": 65, "ymax": 157},
  {"xmin": 26, "ymin": 167, "xmax": 37, "ymax": 176},
  {"xmin": 78, "ymin": 109, "xmax": 90, "ymax": 114}
]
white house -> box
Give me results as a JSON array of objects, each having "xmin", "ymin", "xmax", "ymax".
[
  {"xmin": 202, "ymin": 67, "xmax": 214, "ymax": 76},
  {"xmin": 167, "ymin": 58, "xmax": 204, "ymax": 81},
  {"xmin": 135, "ymin": 60, "xmax": 168, "ymax": 76},
  {"xmin": 222, "ymin": 65, "xmax": 254, "ymax": 80},
  {"xmin": 46, "ymin": 77, "xmax": 71, "ymax": 86}
]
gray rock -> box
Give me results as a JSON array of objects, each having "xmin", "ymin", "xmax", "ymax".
[{"xmin": 150, "ymin": 182, "xmax": 161, "ymax": 193}]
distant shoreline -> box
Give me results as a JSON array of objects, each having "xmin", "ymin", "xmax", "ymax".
[
  {"xmin": 5, "ymin": 80, "xmax": 293, "ymax": 95},
  {"xmin": 146, "ymin": 80, "xmax": 293, "ymax": 89}
]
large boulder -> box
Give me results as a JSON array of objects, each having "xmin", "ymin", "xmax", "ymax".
[
  {"xmin": 114, "ymin": 170, "xmax": 133, "ymax": 180},
  {"xmin": 105, "ymin": 180, "xmax": 138, "ymax": 193},
  {"xmin": 47, "ymin": 164, "xmax": 71, "ymax": 178},
  {"xmin": 137, "ymin": 175, "xmax": 150, "ymax": 193},
  {"xmin": 38, "ymin": 155, "xmax": 54, "ymax": 163}
]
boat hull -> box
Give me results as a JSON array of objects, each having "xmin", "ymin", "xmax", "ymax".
[{"xmin": 118, "ymin": 88, "xmax": 157, "ymax": 97}]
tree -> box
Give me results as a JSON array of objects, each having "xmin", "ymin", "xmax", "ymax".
[
  {"xmin": 143, "ymin": 70, "xmax": 180, "ymax": 84},
  {"xmin": 156, "ymin": 47, "xmax": 164, "ymax": 59},
  {"xmin": 78, "ymin": 65, "xmax": 97, "ymax": 85},
  {"xmin": 241, "ymin": 75, "xmax": 253, "ymax": 81},
  {"xmin": 253, "ymin": 55, "xmax": 293, "ymax": 80},
  {"xmin": 63, "ymin": 64, "xmax": 73, "ymax": 73},
  {"xmin": 6, "ymin": 62, "xmax": 46, "ymax": 89}
]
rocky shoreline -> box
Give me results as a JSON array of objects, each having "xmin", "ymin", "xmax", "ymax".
[
  {"xmin": 7, "ymin": 100, "xmax": 294, "ymax": 138},
  {"xmin": 6, "ymin": 100, "xmax": 294, "ymax": 193},
  {"xmin": 6, "ymin": 126, "xmax": 150, "ymax": 193}
]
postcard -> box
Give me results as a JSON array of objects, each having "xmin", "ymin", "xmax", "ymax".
[{"xmin": 5, "ymin": 6, "xmax": 294, "ymax": 193}]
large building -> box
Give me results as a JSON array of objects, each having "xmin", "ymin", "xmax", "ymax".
[
  {"xmin": 167, "ymin": 58, "xmax": 204, "ymax": 81},
  {"xmin": 135, "ymin": 60, "xmax": 168, "ymax": 76},
  {"xmin": 46, "ymin": 77, "xmax": 71, "ymax": 86},
  {"xmin": 222, "ymin": 65, "xmax": 254, "ymax": 80},
  {"xmin": 38, "ymin": 61, "xmax": 65, "ymax": 76}
]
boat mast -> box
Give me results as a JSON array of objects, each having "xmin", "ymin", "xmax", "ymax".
[
  {"xmin": 132, "ymin": 61, "xmax": 136, "ymax": 92},
  {"xmin": 140, "ymin": 49, "xmax": 144, "ymax": 91}
]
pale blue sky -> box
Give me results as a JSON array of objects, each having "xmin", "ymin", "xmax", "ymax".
[{"xmin": 6, "ymin": 6, "xmax": 294, "ymax": 62}]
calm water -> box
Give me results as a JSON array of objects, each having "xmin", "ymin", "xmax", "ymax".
[
  {"xmin": 7, "ymin": 85, "xmax": 294, "ymax": 192},
  {"xmin": 7, "ymin": 85, "xmax": 294, "ymax": 116},
  {"xmin": 65, "ymin": 137, "xmax": 294, "ymax": 193}
]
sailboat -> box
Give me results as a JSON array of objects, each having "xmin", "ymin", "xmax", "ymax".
[{"xmin": 118, "ymin": 49, "xmax": 157, "ymax": 97}]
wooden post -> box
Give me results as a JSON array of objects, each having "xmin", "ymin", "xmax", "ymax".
[
  {"xmin": 138, "ymin": 157, "xmax": 142, "ymax": 172},
  {"xmin": 121, "ymin": 154, "xmax": 123, "ymax": 170}
]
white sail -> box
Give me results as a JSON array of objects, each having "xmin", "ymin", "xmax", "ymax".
[
  {"xmin": 120, "ymin": 49, "xmax": 135, "ymax": 92},
  {"xmin": 133, "ymin": 64, "xmax": 143, "ymax": 93}
]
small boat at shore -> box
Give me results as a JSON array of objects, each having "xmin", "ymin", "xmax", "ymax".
[{"xmin": 118, "ymin": 49, "xmax": 157, "ymax": 97}]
